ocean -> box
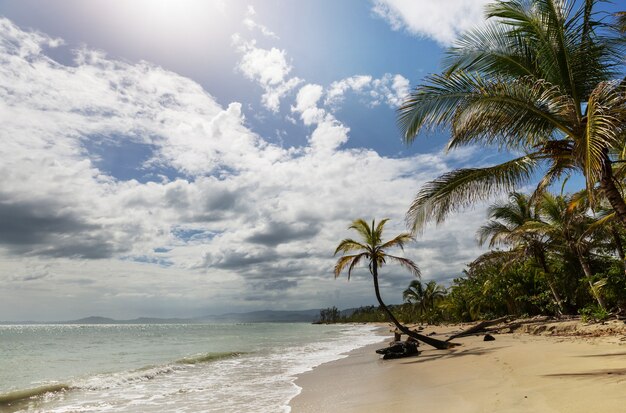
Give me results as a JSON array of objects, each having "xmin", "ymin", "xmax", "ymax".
[{"xmin": 0, "ymin": 323, "xmax": 383, "ymax": 412}]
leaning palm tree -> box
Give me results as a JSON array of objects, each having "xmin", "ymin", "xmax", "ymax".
[
  {"xmin": 334, "ymin": 218, "xmax": 456, "ymax": 349},
  {"xmin": 399, "ymin": 0, "xmax": 626, "ymax": 232}
]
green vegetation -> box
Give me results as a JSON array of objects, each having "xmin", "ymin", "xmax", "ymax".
[
  {"xmin": 317, "ymin": 306, "xmax": 341, "ymax": 323},
  {"xmin": 330, "ymin": 190, "xmax": 626, "ymax": 324},
  {"xmin": 327, "ymin": 0, "xmax": 626, "ymax": 327},
  {"xmin": 398, "ymin": 0, "xmax": 626, "ymax": 232}
]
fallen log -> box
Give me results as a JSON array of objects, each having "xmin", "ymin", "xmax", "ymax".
[
  {"xmin": 399, "ymin": 326, "xmax": 460, "ymax": 349},
  {"xmin": 446, "ymin": 316, "xmax": 511, "ymax": 342},
  {"xmin": 446, "ymin": 316, "xmax": 553, "ymax": 341}
]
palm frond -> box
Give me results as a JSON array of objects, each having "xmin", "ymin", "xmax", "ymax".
[
  {"xmin": 444, "ymin": 21, "xmax": 538, "ymax": 78},
  {"xmin": 406, "ymin": 154, "xmax": 539, "ymax": 233},
  {"xmin": 477, "ymin": 220, "xmax": 513, "ymax": 248},
  {"xmin": 399, "ymin": 72, "xmax": 574, "ymax": 146},
  {"xmin": 579, "ymin": 80, "xmax": 626, "ymax": 197},
  {"xmin": 334, "ymin": 238, "xmax": 369, "ymax": 256},
  {"xmin": 379, "ymin": 233, "xmax": 414, "ymax": 251},
  {"xmin": 449, "ymin": 76, "xmax": 576, "ymax": 150},
  {"xmin": 348, "ymin": 219, "xmax": 372, "ymax": 244},
  {"xmin": 334, "ymin": 253, "xmax": 367, "ymax": 280},
  {"xmin": 384, "ymin": 255, "xmax": 421, "ymax": 278}
]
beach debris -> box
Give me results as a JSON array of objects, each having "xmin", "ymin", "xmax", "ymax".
[
  {"xmin": 376, "ymin": 340, "xmax": 420, "ymax": 360},
  {"xmin": 448, "ymin": 316, "xmax": 557, "ymax": 339},
  {"xmin": 484, "ymin": 334, "xmax": 496, "ymax": 341},
  {"xmin": 447, "ymin": 316, "xmax": 511, "ymax": 341},
  {"xmin": 391, "ymin": 325, "xmax": 459, "ymax": 350}
]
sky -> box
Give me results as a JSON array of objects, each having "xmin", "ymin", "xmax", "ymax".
[{"xmin": 0, "ymin": 0, "xmax": 621, "ymax": 321}]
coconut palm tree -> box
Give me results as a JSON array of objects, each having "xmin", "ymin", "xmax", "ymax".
[
  {"xmin": 334, "ymin": 218, "xmax": 455, "ymax": 349},
  {"xmin": 477, "ymin": 192, "xmax": 565, "ymax": 313},
  {"xmin": 535, "ymin": 192, "xmax": 608, "ymax": 308},
  {"xmin": 423, "ymin": 281, "xmax": 447, "ymax": 311},
  {"xmin": 398, "ymin": 0, "xmax": 626, "ymax": 232},
  {"xmin": 403, "ymin": 280, "xmax": 447, "ymax": 322},
  {"xmin": 403, "ymin": 279, "xmax": 426, "ymax": 319}
]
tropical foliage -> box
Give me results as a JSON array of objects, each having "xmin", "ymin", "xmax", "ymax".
[
  {"xmin": 326, "ymin": 1, "xmax": 626, "ymax": 327},
  {"xmin": 330, "ymin": 190, "xmax": 625, "ymax": 325},
  {"xmin": 398, "ymin": 0, "xmax": 626, "ymax": 232}
]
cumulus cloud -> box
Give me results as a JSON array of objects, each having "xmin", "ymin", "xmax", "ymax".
[
  {"xmin": 325, "ymin": 73, "xmax": 410, "ymax": 107},
  {"xmin": 0, "ymin": 17, "xmax": 489, "ymax": 320},
  {"xmin": 233, "ymin": 34, "xmax": 302, "ymax": 112},
  {"xmin": 372, "ymin": 0, "xmax": 491, "ymax": 45},
  {"xmin": 291, "ymin": 84, "xmax": 350, "ymax": 152}
]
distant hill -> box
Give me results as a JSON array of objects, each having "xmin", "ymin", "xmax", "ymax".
[
  {"xmin": 200, "ymin": 309, "xmax": 321, "ymax": 323},
  {"xmin": 1, "ymin": 310, "xmax": 323, "ymax": 325}
]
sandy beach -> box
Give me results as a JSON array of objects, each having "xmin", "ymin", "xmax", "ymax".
[{"xmin": 290, "ymin": 322, "xmax": 626, "ymax": 413}]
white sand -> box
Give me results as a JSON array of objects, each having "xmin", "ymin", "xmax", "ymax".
[{"xmin": 290, "ymin": 323, "xmax": 626, "ymax": 412}]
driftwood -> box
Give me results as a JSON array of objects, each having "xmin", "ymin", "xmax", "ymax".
[
  {"xmin": 446, "ymin": 316, "xmax": 512, "ymax": 341},
  {"xmin": 376, "ymin": 340, "xmax": 420, "ymax": 359},
  {"xmin": 446, "ymin": 316, "xmax": 552, "ymax": 341},
  {"xmin": 490, "ymin": 316, "xmax": 550, "ymax": 332},
  {"xmin": 393, "ymin": 326, "xmax": 461, "ymax": 349}
]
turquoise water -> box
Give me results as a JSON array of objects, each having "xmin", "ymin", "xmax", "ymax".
[{"xmin": 0, "ymin": 323, "xmax": 383, "ymax": 412}]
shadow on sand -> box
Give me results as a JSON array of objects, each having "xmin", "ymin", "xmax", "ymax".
[
  {"xmin": 544, "ymin": 368, "xmax": 626, "ymax": 378},
  {"xmin": 397, "ymin": 345, "xmax": 509, "ymax": 365}
]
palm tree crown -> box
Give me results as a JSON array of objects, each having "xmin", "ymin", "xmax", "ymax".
[
  {"xmin": 399, "ymin": 0, "xmax": 626, "ymax": 232},
  {"xmin": 334, "ymin": 218, "xmax": 420, "ymax": 280}
]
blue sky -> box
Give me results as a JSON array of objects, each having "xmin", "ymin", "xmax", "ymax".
[{"xmin": 0, "ymin": 0, "xmax": 622, "ymax": 320}]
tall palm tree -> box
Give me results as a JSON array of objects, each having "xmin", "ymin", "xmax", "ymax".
[
  {"xmin": 403, "ymin": 279, "xmax": 426, "ymax": 318},
  {"xmin": 423, "ymin": 281, "xmax": 447, "ymax": 311},
  {"xmin": 334, "ymin": 218, "xmax": 455, "ymax": 349},
  {"xmin": 403, "ymin": 280, "xmax": 447, "ymax": 322},
  {"xmin": 536, "ymin": 192, "xmax": 607, "ymax": 308},
  {"xmin": 398, "ymin": 0, "xmax": 626, "ymax": 232},
  {"xmin": 477, "ymin": 192, "xmax": 565, "ymax": 313}
]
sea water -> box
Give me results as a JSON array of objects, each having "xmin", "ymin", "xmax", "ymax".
[{"xmin": 0, "ymin": 323, "xmax": 383, "ymax": 412}]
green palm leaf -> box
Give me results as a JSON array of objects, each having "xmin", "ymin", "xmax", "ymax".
[{"xmin": 407, "ymin": 154, "xmax": 538, "ymax": 233}]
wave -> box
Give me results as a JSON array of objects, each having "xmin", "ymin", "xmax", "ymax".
[
  {"xmin": 175, "ymin": 351, "xmax": 244, "ymax": 365},
  {"xmin": 0, "ymin": 352, "xmax": 246, "ymax": 408},
  {"xmin": 0, "ymin": 383, "xmax": 71, "ymax": 405}
]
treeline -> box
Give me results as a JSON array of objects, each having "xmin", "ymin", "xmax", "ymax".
[{"xmin": 324, "ymin": 191, "xmax": 626, "ymax": 325}]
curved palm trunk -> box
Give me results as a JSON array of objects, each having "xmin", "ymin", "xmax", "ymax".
[
  {"xmin": 600, "ymin": 151, "xmax": 626, "ymax": 228},
  {"xmin": 371, "ymin": 262, "xmax": 454, "ymax": 350}
]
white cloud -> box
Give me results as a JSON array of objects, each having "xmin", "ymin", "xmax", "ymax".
[
  {"xmin": 325, "ymin": 73, "xmax": 410, "ymax": 108},
  {"xmin": 293, "ymin": 84, "xmax": 325, "ymax": 125},
  {"xmin": 291, "ymin": 84, "xmax": 349, "ymax": 152},
  {"xmin": 233, "ymin": 35, "xmax": 302, "ymax": 112},
  {"xmin": 0, "ymin": 17, "xmax": 488, "ymax": 320},
  {"xmin": 372, "ymin": 0, "xmax": 491, "ymax": 45},
  {"xmin": 243, "ymin": 5, "xmax": 279, "ymax": 39}
]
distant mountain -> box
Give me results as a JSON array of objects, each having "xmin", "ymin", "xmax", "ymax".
[
  {"xmin": 200, "ymin": 309, "xmax": 321, "ymax": 323},
  {"xmin": 0, "ymin": 310, "xmax": 323, "ymax": 325}
]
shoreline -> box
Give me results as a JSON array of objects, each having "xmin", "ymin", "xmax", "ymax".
[{"xmin": 289, "ymin": 322, "xmax": 626, "ymax": 412}]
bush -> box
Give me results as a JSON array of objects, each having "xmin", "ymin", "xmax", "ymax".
[{"xmin": 579, "ymin": 304, "xmax": 610, "ymax": 322}]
